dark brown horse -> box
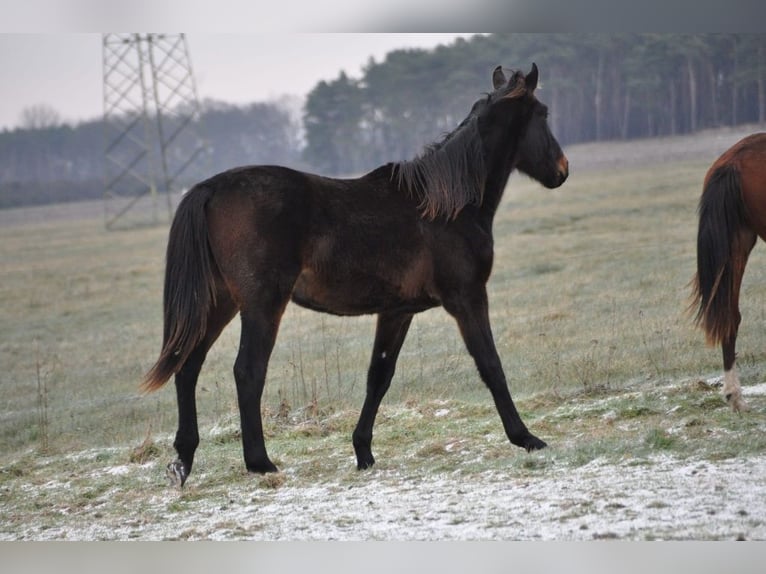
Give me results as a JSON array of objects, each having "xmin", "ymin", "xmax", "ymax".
[
  {"xmin": 144, "ymin": 64, "xmax": 569, "ymax": 486},
  {"xmin": 692, "ymin": 132, "xmax": 766, "ymax": 413}
]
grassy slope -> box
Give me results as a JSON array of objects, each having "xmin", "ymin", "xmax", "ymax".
[{"xmin": 2, "ymin": 127, "xmax": 766, "ymax": 537}]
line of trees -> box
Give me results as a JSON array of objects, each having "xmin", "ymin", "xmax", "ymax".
[
  {"xmin": 1, "ymin": 33, "xmax": 764, "ymax": 209},
  {"xmin": 303, "ymin": 33, "xmax": 766, "ymax": 175},
  {"xmin": 0, "ymin": 99, "xmax": 303, "ymax": 208}
]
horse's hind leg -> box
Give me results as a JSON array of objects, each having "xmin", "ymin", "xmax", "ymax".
[
  {"xmin": 352, "ymin": 312, "xmax": 414, "ymax": 469},
  {"xmin": 721, "ymin": 231, "xmax": 756, "ymax": 413},
  {"xmin": 204, "ymin": 189, "xmax": 302, "ymax": 474},
  {"xmin": 234, "ymin": 290, "xmax": 293, "ymax": 474},
  {"xmin": 169, "ymin": 291, "xmax": 237, "ymax": 486},
  {"xmin": 722, "ymin": 340, "xmax": 749, "ymax": 413}
]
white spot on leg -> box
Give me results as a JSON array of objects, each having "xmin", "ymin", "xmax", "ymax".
[
  {"xmin": 381, "ymin": 351, "xmax": 387, "ymax": 359},
  {"xmin": 723, "ymin": 368, "xmax": 750, "ymax": 413}
]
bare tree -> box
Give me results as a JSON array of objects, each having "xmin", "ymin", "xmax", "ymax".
[{"xmin": 20, "ymin": 104, "xmax": 62, "ymax": 130}]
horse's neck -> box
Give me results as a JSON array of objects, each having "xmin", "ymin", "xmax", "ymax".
[{"xmin": 478, "ymin": 147, "xmax": 517, "ymax": 223}]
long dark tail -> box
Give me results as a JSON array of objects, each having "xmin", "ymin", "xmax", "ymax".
[
  {"xmin": 691, "ymin": 164, "xmax": 747, "ymax": 346},
  {"xmin": 142, "ymin": 185, "xmax": 218, "ymax": 392}
]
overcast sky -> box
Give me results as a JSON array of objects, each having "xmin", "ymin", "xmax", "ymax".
[
  {"xmin": 1, "ymin": 0, "xmax": 762, "ymax": 131},
  {"xmin": 0, "ymin": 34, "xmax": 477, "ymax": 131}
]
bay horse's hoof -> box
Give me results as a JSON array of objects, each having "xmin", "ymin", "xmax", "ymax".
[
  {"xmin": 166, "ymin": 459, "xmax": 188, "ymax": 488},
  {"xmin": 512, "ymin": 433, "xmax": 547, "ymax": 452},
  {"xmin": 356, "ymin": 455, "xmax": 375, "ymax": 470},
  {"xmin": 525, "ymin": 435, "xmax": 547, "ymax": 452},
  {"xmin": 246, "ymin": 460, "xmax": 279, "ymax": 474},
  {"xmin": 352, "ymin": 434, "xmax": 375, "ymax": 470}
]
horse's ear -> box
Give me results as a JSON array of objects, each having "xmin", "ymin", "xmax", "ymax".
[
  {"xmin": 492, "ymin": 65, "xmax": 507, "ymax": 90},
  {"xmin": 525, "ymin": 63, "xmax": 539, "ymax": 93}
]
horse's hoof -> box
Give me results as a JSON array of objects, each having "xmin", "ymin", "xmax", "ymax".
[
  {"xmin": 726, "ymin": 393, "xmax": 750, "ymax": 413},
  {"xmin": 246, "ymin": 460, "xmax": 279, "ymax": 474},
  {"xmin": 356, "ymin": 455, "xmax": 376, "ymax": 470},
  {"xmin": 525, "ymin": 435, "xmax": 547, "ymax": 452},
  {"xmin": 512, "ymin": 434, "xmax": 547, "ymax": 452},
  {"xmin": 166, "ymin": 460, "xmax": 188, "ymax": 488}
]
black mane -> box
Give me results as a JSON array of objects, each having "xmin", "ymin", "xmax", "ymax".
[{"xmin": 393, "ymin": 98, "xmax": 489, "ymax": 221}]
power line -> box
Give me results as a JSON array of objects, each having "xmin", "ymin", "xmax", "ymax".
[{"xmin": 102, "ymin": 33, "xmax": 209, "ymax": 230}]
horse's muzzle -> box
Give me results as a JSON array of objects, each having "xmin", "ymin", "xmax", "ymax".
[{"xmin": 556, "ymin": 155, "xmax": 569, "ymax": 186}]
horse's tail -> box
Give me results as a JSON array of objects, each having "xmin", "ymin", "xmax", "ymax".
[
  {"xmin": 691, "ymin": 163, "xmax": 748, "ymax": 346},
  {"xmin": 142, "ymin": 185, "xmax": 218, "ymax": 392}
]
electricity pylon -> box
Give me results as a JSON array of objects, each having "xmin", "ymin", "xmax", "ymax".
[{"xmin": 102, "ymin": 34, "xmax": 209, "ymax": 229}]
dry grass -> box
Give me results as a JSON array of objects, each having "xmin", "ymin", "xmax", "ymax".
[
  {"xmin": 5, "ymin": 126, "xmax": 766, "ymax": 541},
  {"xmin": 2, "ymin": 125, "xmax": 766, "ymax": 466},
  {"xmin": 2, "ymin": 380, "xmax": 765, "ymax": 540}
]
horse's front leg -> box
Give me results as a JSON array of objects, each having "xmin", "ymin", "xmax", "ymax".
[
  {"xmin": 444, "ymin": 288, "xmax": 546, "ymax": 452},
  {"xmin": 353, "ymin": 312, "xmax": 414, "ymax": 469}
]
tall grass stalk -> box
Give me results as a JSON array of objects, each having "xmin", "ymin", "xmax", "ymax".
[{"xmin": 35, "ymin": 338, "xmax": 49, "ymax": 453}]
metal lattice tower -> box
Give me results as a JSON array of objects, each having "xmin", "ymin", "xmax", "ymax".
[{"xmin": 102, "ymin": 34, "xmax": 209, "ymax": 229}]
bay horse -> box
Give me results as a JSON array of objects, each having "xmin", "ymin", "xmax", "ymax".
[
  {"xmin": 143, "ymin": 63, "xmax": 569, "ymax": 486},
  {"xmin": 692, "ymin": 132, "xmax": 766, "ymax": 413}
]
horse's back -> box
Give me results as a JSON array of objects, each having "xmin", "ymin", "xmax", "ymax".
[
  {"xmin": 734, "ymin": 133, "xmax": 766, "ymax": 195},
  {"xmin": 709, "ymin": 133, "xmax": 766, "ymax": 240},
  {"xmin": 197, "ymin": 163, "xmax": 439, "ymax": 316}
]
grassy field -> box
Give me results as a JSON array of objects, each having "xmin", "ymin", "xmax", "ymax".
[{"xmin": 2, "ymin": 126, "xmax": 766, "ymax": 539}]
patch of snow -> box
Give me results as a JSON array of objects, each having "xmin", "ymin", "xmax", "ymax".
[
  {"xmin": 742, "ymin": 383, "xmax": 766, "ymax": 397},
  {"xmin": 4, "ymin": 453, "xmax": 766, "ymax": 541},
  {"xmin": 4, "ymin": 377, "xmax": 765, "ymax": 541},
  {"xmin": 105, "ymin": 465, "xmax": 130, "ymax": 476}
]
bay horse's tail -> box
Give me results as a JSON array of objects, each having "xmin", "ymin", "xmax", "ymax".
[
  {"xmin": 142, "ymin": 185, "xmax": 218, "ymax": 392},
  {"xmin": 691, "ymin": 163, "xmax": 749, "ymax": 346}
]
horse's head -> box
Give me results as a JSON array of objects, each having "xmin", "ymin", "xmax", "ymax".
[{"xmin": 480, "ymin": 63, "xmax": 568, "ymax": 189}]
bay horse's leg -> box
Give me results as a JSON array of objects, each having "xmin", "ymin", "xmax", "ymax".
[
  {"xmin": 352, "ymin": 312, "xmax": 414, "ymax": 469},
  {"xmin": 721, "ymin": 231, "xmax": 756, "ymax": 413},
  {"xmin": 203, "ymin": 188, "xmax": 301, "ymax": 474},
  {"xmin": 444, "ymin": 288, "xmax": 546, "ymax": 452},
  {"xmin": 722, "ymin": 339, "xmax": 749, "ymax": 413},
  {"xmin": 169, "ymin": 292, "xmax": 238, "ymax": 487},
  {"xmin": 234, "ymin": 294, "xmax": 292, "ymax": 474}
]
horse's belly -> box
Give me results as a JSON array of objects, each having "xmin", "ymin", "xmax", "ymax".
[{"xmin": 291, "ymin": 268, "xmax": 437, "ymax": 316}]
